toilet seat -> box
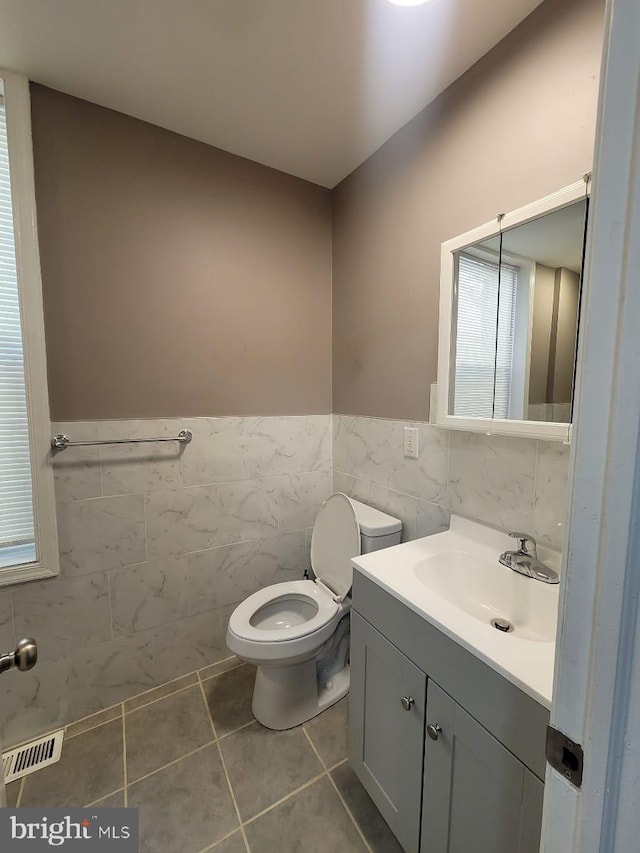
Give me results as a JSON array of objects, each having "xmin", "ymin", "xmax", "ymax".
[
  {"xmin": 228, "ymin": 580, "xmax": 340, "ymax": 644},
  {"xmin": 227, "ymin": 579, "xmax": 351, "ymax": 664},
  {"xmin": 226, "ymin": 493, "xmax": 361, "ymax": 666}
]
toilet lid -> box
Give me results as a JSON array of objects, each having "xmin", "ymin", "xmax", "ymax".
[{"xmin": 311, "ymin": 492, "xmax": 361, "ymax": 600}]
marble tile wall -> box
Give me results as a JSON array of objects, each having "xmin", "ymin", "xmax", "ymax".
[
  {"xmin": 333, "ymin": 415, "xmax": 570, "ymax": 553},
  {"xmin": 0, "ymin": 415, "xmax": 332, "ymax": 747},
  {"xmin": 0, "ymin": 411, "xmax": 570, "ymax": 748}
]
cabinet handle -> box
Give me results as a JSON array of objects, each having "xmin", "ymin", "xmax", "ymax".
[
  {"xmin": 427, "ymin": 723, "xmax": 442, "ymax": 741},
  {"xmin": 401, "ymin": 696, "xmax": 415, "ymax": 711}
]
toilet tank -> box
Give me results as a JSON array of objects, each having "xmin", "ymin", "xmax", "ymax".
[{"xmin": 349, "ymin": 498, "xmax": 402, "ymax": 554}]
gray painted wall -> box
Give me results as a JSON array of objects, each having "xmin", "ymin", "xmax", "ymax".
[
  {"xmin": 31, "ymin": 86, "xmax": 333, "ymax": 422},
  {"xmin": 332, "ymin": 0, "xmax": 603, "ymax": 422}
]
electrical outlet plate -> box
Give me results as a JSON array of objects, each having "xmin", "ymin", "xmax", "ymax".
[{"xmin": 404, "ymin": 427, "xmax": 419, "ymax": 459}]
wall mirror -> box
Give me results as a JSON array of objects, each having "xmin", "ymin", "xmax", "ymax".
[{"xmin": 437, "ymin": 179, "xmax": 590, "ymax": 441}]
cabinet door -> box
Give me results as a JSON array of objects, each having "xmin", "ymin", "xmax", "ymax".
[
  {"xmin": 421, "ymin": 682, "xmax": 544, "ymax": 853},
  {"xmin": 349, "ymin": 611, "xmax": 427, "ymax": 853}
]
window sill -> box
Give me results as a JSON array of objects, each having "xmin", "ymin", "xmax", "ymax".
[{"xmin": 0, "ymin": 560, "xmax": 58, "ymax": 588}]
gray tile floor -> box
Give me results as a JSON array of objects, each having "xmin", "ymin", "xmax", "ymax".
[{"xmin": 6, "ymin": 660, "xmax": 402, "ymax": 853}]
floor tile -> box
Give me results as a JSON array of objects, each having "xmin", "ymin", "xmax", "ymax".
[
  {"xmin": 210, "ymin": 831, "xmax": 247, "ymax": 852},
  {"xmin": 244, "ymin": 776, "xmax": 367, "ymax": 852},
  {"xmin": 124, "ymin": 672, "xmax": 199, "ymax": 714},
  {"xmin": 66, "ymin": 704, "xmax": 123, "ymax": 739},
  {"xmin": 125, "ymin": 685, "xmax": 214, "ymax": 782},
  {"xmin": 202, "ymin": 665, "xmax": 256, "ymax": 737},
  {"xmin": 21, "ymin": 720, "xmax": 124, "ymax": 807},
  {"xmin": 219, "ymin": 721, "xmax": 323, "ymax": 821},
  {"xmin": 331, "ymin": 761, "xmax": 403, "ymax": 853},
  {"xmin": 128, "ymin": 745, "xmax": 238, "ymax": 853},
  {"xmin": 198, "ymin": 656, "xmax": 241, "ymax": 681},
  {"xmin": 91, "ymin": 789, "xmax": 126, "ymax": 807},
  {"xmin": 6, "ymin": 781, "xmax": 21, "ymax": 807},
  {"xmin": 303, "ymin": 698, "xmax": 348, "ymax": 768}
]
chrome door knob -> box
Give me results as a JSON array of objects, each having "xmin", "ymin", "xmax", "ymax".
[
  {"xmin": 15, "ymin": 638, "xmax": 38, "ymax": 671},
  {"xmin": 0, "ymin": 638, "xmax": 38, "ymax": 675},
  {"xmin": 427, "ymin": 723, "xmax": 442, "ymax": 741},
  {"xmin": 401, "ymin": 696, "xmax": 415, "ymax": 711}
]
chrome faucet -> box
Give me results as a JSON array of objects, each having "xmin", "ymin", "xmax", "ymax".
[{"xmin": 499, "ymin": 533, "xmax": 559, "ymax": 584}]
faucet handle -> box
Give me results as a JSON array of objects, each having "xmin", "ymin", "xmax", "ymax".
[{"xmin": 508, "ymin": 532, "xmax": 537, "ymax": 556}]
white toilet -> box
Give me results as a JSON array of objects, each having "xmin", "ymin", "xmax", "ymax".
[{"xmin": 226, "ymin": 492, "xmax": 402, "ymax": 730}]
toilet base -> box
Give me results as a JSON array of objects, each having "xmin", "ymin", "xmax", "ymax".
[{"xmin": 251, "ymin": 660, "xmax": 350, "ymax": 730}]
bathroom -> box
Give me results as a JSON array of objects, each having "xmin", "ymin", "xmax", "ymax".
[{"xmin": 1, "ymin": 0, "xmax": 639, "ymax": 850}]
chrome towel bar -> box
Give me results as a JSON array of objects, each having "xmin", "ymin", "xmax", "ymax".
[{"xmin": 51, "ymin": 429, "xmax": 193, "ymax": 450}]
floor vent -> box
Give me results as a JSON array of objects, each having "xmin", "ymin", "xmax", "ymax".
[{"xmin": 2, "ymin": 730, "xmax": 64, "ymax": 784}]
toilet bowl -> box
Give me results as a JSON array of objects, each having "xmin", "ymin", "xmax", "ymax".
[{"xmin": 226, "ymin": 492, "xmax": 402, "ymax": 730}]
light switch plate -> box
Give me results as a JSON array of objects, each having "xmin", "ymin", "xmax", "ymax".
[{"xmin": 404, "ymin": 427, "xmax": 419, "ymax": 459}]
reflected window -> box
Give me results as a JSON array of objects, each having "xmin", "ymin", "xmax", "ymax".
[{"xmin": 453, "ymin": 253, "xmax": 517, "ymax": 419}]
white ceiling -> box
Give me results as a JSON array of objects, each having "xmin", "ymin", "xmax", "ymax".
[{"xmin": 0, "ymin": 0, "xmax": 542, "ymax": 188}]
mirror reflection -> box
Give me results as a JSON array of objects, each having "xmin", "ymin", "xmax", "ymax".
[{"xmin": 450, "ymin": 199, "xmax": 587, "ymax": 424}]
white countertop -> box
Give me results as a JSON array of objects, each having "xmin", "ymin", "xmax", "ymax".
[{"xmin": 351, "ymin": 515, "xmax": 560, "ymax": 709}]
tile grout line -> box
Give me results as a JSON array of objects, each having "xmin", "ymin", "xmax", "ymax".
[
  {"xmin": 125, "ymin": 680, "xmax": 201, "ymax": 716},
  {"xmin": 84, "ymin": 786, "xmax": 126, "ymax": 808},
  {"xmin": 198, "ymin": 661, "xmax": 244, "ymax": 685},
  {"xmin": 65, "ymin": 709, "xmax": 121, "ymax": 741},
  {"xmin": 106, "ymin": 570, "xmax": 115, "ymax": 642},
  {"xmin": 196, "ymin": 827, "xmax": 247, "ymax": 853},
  {"xmin": 130, "ymin": 667, "xmax": 202, "ymax": 702},
  {"xmin": 127, "ymin": 740, "xmax": 217, "ymax": 789},
  {"xmin": 198, "ymin": 679, "xmax": 251, "ymax": 852},
  {"xmin": 301, "ymin": 726, "xmax": 328, "ymax": 771},
  {"xmin": 325, "ymin": 764, "xmax": 373, "ymax": 852},
  {"xmin": 197, "ymin": 678, "xmax": 218, "ymax": 741},
  {"xmin": 301, "ymin": 728, "xmax": 372, "ymax": 853},
  {"xmin": 216, "ymin": 718, "xmax": 255, "ymax": 742},
  {"xmin": 66, "ymin": 676, "xmax": 197, "ymax": 738},
  {"xmin": 121, "ymin": 705, "xmax": 128, "ymax": 807},
  {"xmin": 185, "ymin": 548, "xmax": 192, "ymax": 621},
  {"xmin": 13, "ymin": 658, "xmax": 240, "ymax": 755},
  {"xmin": 240, "ymin": 770, "xmax": 328, "ymax": 828}
]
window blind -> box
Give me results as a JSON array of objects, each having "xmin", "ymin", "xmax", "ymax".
[
  {"xmin": 453, "ymin": 253, "xmax": 517, "ymax": 419},
  {"xmin": 0, "ymin": 97, "xmax": 35, "ymax": 555}
]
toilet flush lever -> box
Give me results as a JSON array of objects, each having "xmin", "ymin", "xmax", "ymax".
[{"xmin": 0, "ymin": 638, "xmax": 38, "ymax": 676}]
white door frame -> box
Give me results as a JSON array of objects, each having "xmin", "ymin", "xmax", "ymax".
[{"xmin": 541, "ymin": 0, "xmax": 640, "ymax": 850}]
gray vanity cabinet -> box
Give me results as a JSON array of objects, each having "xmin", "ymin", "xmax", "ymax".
[
  {"xmin": 349, "ymin": 611, "xmax": 427, "ymax": 853},
  {"xmin": 421, "ymin": 682, "xmax": 544, "ymax": 853},
  {"xmin": 349, "ymin": 573, "xmax": 549, "ymax": 853}
]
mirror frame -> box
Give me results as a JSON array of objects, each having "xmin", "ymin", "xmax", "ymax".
[{"xmin": 436, "ymin": 179, "xmax": 588, "ymax": 443}]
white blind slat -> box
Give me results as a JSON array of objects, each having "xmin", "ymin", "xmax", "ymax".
[
  {"xmin": 453, "ymin": 253, "xmax": 518, "ymax": 419},
  {"xmin": 0, "ymin": 101, "xmax": 35, "ymax": 551}
]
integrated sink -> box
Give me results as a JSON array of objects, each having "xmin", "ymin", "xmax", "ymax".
[
  {"xmin": 351, "ymin": 515, "xmax": 561, "ymax": 707},
  {"xmin": 413, "ymin": 550, "xmax": 556, "ymax": 642}
]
